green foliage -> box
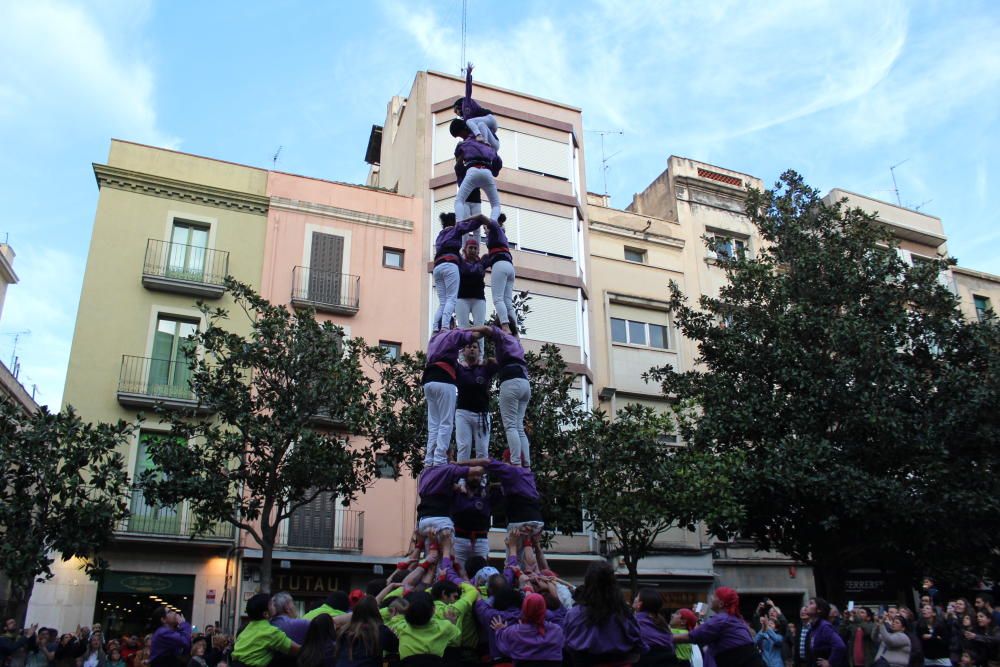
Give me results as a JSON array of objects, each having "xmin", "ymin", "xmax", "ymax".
[
  {"xmin": 139, "ymin": 279, "xmax": 380, "ymax": 590},
  {"xmin": 0, "ymin": 401, "xmax": 133, "ymax": 620},
  {"xmin": 648, "ymin": 170, "xmax": 1000, "ymax": 590}
]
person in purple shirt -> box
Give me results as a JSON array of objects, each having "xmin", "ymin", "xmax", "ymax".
[
  {"xmin": 433, "ymin": 214, "xmax": 487, "ymax": 333},
  {"xmin": 483, "ymin": 216, "xmax": 518, "ymax": 335},
  {"xmin": 633, "ymin": 588, "xmax": 677, "ymax": 667},
  {"xmin": 491, "ymin": 593, "xmax": 565, "ymax": 666},
  {"xmin": 422, "ymin": 327, "xmax": 489, "ymax": 468},
  {"xmin": 456, "ymin": 239, "xmax": 489, "ymax": 352},
  {"xmin": 453, "ymin": 63, "xmax": 499, "ymax": 150},
  {"xmin": 674, "ymin": 588, "xmax": 763, "ymax": 667},
  {"xmin": 416, "ymin": 462, "xmax": 484, "ymax": 540},
  {"xmin": 149, "ymin": 607, "xmax": 191, "ymax": 667},
  {"xmin": 486, "ymin": 459, "xmax": 544, "ymax": 540},
  {"xmin": 451, "ymin": 120, "xmax": 501, "ymax": 222},
  {"xmin": 804, "ymin": 598, "xmax": 847, "ymax": 667},
  {"xmin": 454, "ymin": 342, "xmax": 498, "ymax": 462},
  {"xmin": 269, "ymin": 592, "xmax": 311, "ymax": 644},
  {"xmin": 564, "ymin": 561, "xmax": 647, "ymax": 665},
  {"xmin": 488, "ymin": 326, "xmax": 532, "ymax": 467}
]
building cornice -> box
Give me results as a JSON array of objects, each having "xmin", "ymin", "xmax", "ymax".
[
  {"xmin": 0, "ymin": 246, "xmax": 17, "ymax": 285},
  {"xmin": 269, "ymin": 196, "xmax": 414, "ymax": 232},
  {"xmin": 93, "ymin": 164, "xmax": 270, "ymax": 215},
  {"xmin": 589, "ymin": 221, "xmax": 685, "ymax": 249},
  {"xmin": 674, "ymin": 173, "xmax": 748, "ymax": 201},
  {"xmin": 952, "ymin": 265, "xmax": 1000, "ymax": 283}
]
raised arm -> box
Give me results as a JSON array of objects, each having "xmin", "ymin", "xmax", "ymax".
[{"xmin": 465, "ymin": 63, "xmax": 474, "ymax": 105}]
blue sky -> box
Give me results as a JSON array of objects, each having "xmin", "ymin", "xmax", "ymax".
[{"xmin": 1, "ymin": 0, "xmax": 998, "ymax": 408}]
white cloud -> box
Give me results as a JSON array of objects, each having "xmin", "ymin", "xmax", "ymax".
[
  {"xmin": 0, "ymin": 0, "xmax": 176, "ymax": 148},
  {"xmin": 0, "ymin": 245, "xmax": 84, "ymax": 409}
]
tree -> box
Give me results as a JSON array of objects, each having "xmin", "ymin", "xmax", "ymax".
[
  {"xmin": 0, "ymin": 401, "xmax": 133, "ymax": 622},
  {"xmin": 140, "ymin": 279, "xmax": 379, "ymax": 593},
  {"xmin": 564, "ymin": 403, "xmax": 741, "ymax": 594},
  {"xmin": 649, "ymin": 171, "xmax": 1000, "ymax": 596}
]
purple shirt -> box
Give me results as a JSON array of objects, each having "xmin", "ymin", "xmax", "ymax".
[
  {"xmin": 436, "ymin": 216, "xmax": 484, "ymax": 257},
  {"xmin": 270, "ymin": 615, "xmax": 309, "ymax": 645},
  {"xmin": 486, "ymin": 460, "xmax": 539, "ymax": 500},
  {"xmin": 807, "ymin": 619, "xmax": 847, "ymax": 667},
  {"xmin": 475, "ymin": 599, "xmax": 523, "ymax": 659},
  {"xmin": 452, "ymin": 485, "xmax": 491, "ymax": 530},
  {"xmin": 564, "ymin": 606, "xmax": 647, "ymax": 655},
  {"xmin": 495, "ymin": 622, "xmax": 566, "ymax": 662},
  {"xmin": 484, "ymin": 218, "xmax": 510, "ymax": 249},
  {"xmin": 418, "ymin": 464, "xmax": 470, "ymax": 497},
  {"xmin": 461, "ymin": 69, "xmax": 491, "ymax": 120},
  {"xmin": 426, "ymin": 329, "xmax": 477, "ymax": 366},
  {"xmin": 150, "ymin": 622, "xmax": 192, "ymax": 663},
  {"xmin": 489, "ymin": 327, "xmax": 527, "ymax": 367},
  {"xmin": 455, "ymin": 361, "xmax": 499, "ymax": 412},
  {"xmin": 689, "ymin": 613, "xmax": 755, "ymax": 665},
  {"xmin": 637, "ymin": 612, "xmax": 676, "ymax": 650},
  {"xmin": 455, "ymin": 136, "xmax": 498, "ymax": 167}
]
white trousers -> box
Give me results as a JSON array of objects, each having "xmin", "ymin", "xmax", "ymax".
[
  {"xmin": 455, "ymin": 409, "xmax": 490, "ymax": 461},
  {"xmin": 424, "ymin": 382, "xmax": 457, "ymax": 467}
]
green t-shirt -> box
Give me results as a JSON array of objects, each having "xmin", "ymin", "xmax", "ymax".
[
  {"xmin": 433, "ymin": 582, "xmax": 479, "ymax": 648},
  {"xmin": 672, "ymin": 628, "xmax": 693, "ymax": 660},
  {"xmin": 384, "ymin": 615, "xmax": 461, "ymax": 659},
  {"xmin": 302, "ymin": 604, "xmax": 346, "ymax": 621},
  {"xmin": 233, "ymin": 620, "xmax": 292, "ymax": 667}
]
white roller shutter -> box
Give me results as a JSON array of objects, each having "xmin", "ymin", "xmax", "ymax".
[
  {"xmin": 496, "ymin": 128, "xmax": 517, "ymax": 168},
  {"xmin": 433, "ymin": 119, "xmax": 459, "ymax": 165},
  {"xmin": 517, "ymin": 133, "xmax": 570, "ymax": 179},
  {"xmin": 517, "ymin": 208, "xmax": 576, "ymax": 259},
  {"xmin": 522, "ymin": 294, "xmax": 579, "ymax": 346}
]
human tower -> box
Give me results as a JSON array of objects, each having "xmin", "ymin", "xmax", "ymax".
[{"xmin": 390, "ymin": 63, "xmax": 556, "ymax": 598}]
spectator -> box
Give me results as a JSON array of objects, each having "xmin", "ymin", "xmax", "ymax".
[
  {"xmin": 26, "ymin": 628, "xmax": 55, "ymax": 667},
  {"xmin": 231, "ymin": 594, "xmax": 300, "ymax": 667},
  {"xmin": 756, "ymin": 617, "xmax": 785, "ymax": 667},
  {"xmin": 149, "ymin": 608, "xmax": 190, "ymax": 667},
  {"xmin": 973, "ymin": 596, "xmax": 1000, "ymax": 630},
  {"xmin": 872, "ymin": 615, "xmax": 911, "ymax": 667},
  {"xmin": 296, "ymin": 614, "xmax": 336, "ymax": 667},
  {"xmin": 3, "ymin": 620, "xmax": 35, "ymax": 666},
  {"xmin": 783, "ymin": 623, "xmax": 797, "ymax": 667},
  {"xmin": 78, "ymin": 634, "xmax": 106, "ymax": 667},
  {"xmin": 54, "ymin": 632, "xmax": 83, "ymax": 667},
  {"xmin": 106, "ymin": 648, "xmax": 125, "ymax": 667},
  {"xmin": 674, "ymin": 588, "xmax": 762, "ymax": 667},
  {"xmin": 670, "ymin": 609, "xmax": 699, "ymax": 667},
  {"xmin": 844, "ymin": 607, "xmax": 877, "ymax": 667},
  {"xmin": 805, "ymin": 598, "xmax": 847, "ymax": 667},
  {"xmin": 120, "ymin": 636, "xmax": 139, "ymax": 667},
  {"xmin": 563, "ymin": 561, "xmax": 646, "ymax": 664},
  {"xmin": 916, "ymin": 604, "xmax": 950, "ymax": 667},
  {"xmin": 795, "ymin": 607, "xmax": 811, "ymax": 667},
  {"xmin": 963, "ymin": 610, "xmax": 1000, "ymax": 667},
  {"xmin": 204, "ymin": 635, "xmax": 227, "ymax": 667},
  {"xmin": 188, "ymin": 641, "xmax": 208, "ymax": 667}
]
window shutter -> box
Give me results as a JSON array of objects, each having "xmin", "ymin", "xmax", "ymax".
[
  {"xmin": 522, "ymin": 294, "xmax": 579, "ymax": 346},
  {"xmin": 496, "ymin": 128, "xmax": 517, "ymax": 169},
  {"xmin": 517, "ymin": 133, "xmax": 569, "ymax": 179},
  {"xmin": 309, "ymin": 232, "xmax": 345, "ymax": 303},
  {"xmin": 517, "ymin": 208, "xmax": 575, "ymax": 259}
]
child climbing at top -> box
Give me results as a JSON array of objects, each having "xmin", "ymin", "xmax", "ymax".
[{"xmin": 453, "ymin": 62, "xmax": 499, "ymax": 150}]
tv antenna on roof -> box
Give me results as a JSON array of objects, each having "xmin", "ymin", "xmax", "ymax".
[
  {"xmin": 586, "ymin": 130, "xmax": 624, "ymax": 198},
  {"xmin": 460, "ymin": 0, "xmax": 468, "ymax": 73},
  {"xmin": 890, "ymin": 158, "xmax": 909, "ymax": 206},
  {"xmin": 272, "ymin": 146, "xmax": 283, "ymax": 168}
]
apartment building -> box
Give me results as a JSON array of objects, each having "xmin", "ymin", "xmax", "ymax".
[
  {"xmin": 235, "ymin": 170, "xmax": 423, "ymax": 615},
  {"xmin": 621, "ymin": 157, "xmax": 817, "ymax": 611},
  {"xmin": 27, "ymin": 140, "xmax": 270, "ymax": 635},
  {"xmin": 366, "ymin": 71, "xmax": 601, "ymax": 576},
  {"xmin": 0, "ymin": 242, "xmax": 38, "ymax": 416}
]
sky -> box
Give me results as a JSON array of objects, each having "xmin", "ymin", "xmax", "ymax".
[{"xmin": 0, "ymin": 0, "xmax": 998, "ymax": 409}]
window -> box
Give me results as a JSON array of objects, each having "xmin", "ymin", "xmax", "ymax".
[
  {"xmin": 383, "ymin": 247, "xmax": 404, "ymax": 269},
  {"xmin": 974, "ymin": 295, "xmax": 991, "ymax": 323},
  {"xmin": 624, "ymin": 247, "xmax": 646, "ymax": 263},
  {"xmin": 711, "ymin": 235, "xmax": 747, "ymax": 260},
  {"xmin": 376, "ymin": 454, "xmax": 398, "ymax": 479},
  {"xmin": 168, "ymin": 221, "xmax": 209, "ymax": 281},
  {"xmin": 610, "ymin": 316, "xmax": 669, "ymax": 349},
  {"xmin": 128, "ymin": 431, "xmax": 180, "ymax": 534},
  {"xmin": 149, "ymin": 315, "xmax": 198, "ymax": 398},
  {"xmin": 379, "ymin": 341, "xmax": 402, "ymax": 360}
]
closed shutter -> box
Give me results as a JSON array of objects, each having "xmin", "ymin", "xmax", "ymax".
[
  {"xmin": 497, "ymin": 128, "xmax": 517, "ymax": 169},
  {"xmin": 517, "ymin": 133, "xmax": 569, "ymax": 179},
  {"xmin": 309, "ymin": 232, "xmax": 345, "ymax": 305},
  {"xmin": 609, "ymin": 303, "xmax": 670, "ymax": 327},
  {"xmin": 288, "ymin": 491, "xmax": 335, "ymax": 549},
  {"xmin": 433, "ymin": 119, "xmax": 459, "ymax": 165},
  {"xmin": 524, "ymin": 294, "xmax": 579, "ymax": 346},
  {"xmin": 517, "ymin": 208, "xmax": 575, "ymax": 259}
]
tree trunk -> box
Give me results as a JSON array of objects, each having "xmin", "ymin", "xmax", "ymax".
[
  {"xmin": 3, "ymin": 579, "xmax": 33, "ymax": 626},
  {"xmin": 259, "ymin": 538, "xmax": 273, "ymax": 595},
  {"xmin": 626, "ymin": 557, "xmax": 640, "ymax": 597}
]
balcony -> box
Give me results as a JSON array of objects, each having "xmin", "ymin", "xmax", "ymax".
[
  {"xmin": 117, "ymin": 486, "xmax": 234, "ymax": 543},
  {"xmin": 142, "ymin": 239, "xmax": 229, "ymax": 298},
  {"xmin": 117, "ymin": 355, "xmax": 213, "ymax": 413},
  {"xmin": 275, "ymin": 508, "xmax": 364, "ymax": 553},
  {"xmin": 290, "ymin": 267, "xmax": 360, "ymax": 315}
]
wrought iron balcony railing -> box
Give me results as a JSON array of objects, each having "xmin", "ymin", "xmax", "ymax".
[
  {"xmin": 275, "ymin": 508, "xmax": 364, "ymax": 552},
  {"xmin": 142, "ymin": 239, "xmax": 229, "ymax": 298},
  {"xmin": 117, "ymin": 355, "xmax": 211, "ymax": 412},
  {"xmin": 290, "ymin": 267, "xmax": 360, "ymax": 315},
  {"xmin": 118, "ymin": 486, "xmax": 234, "ymax": 541}
]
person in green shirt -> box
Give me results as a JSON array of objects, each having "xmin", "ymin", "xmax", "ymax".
[
  {"xmin": 302, "ymin": 591, "xmax": 350, "ymax": 621},
  {"xmin": 671, "ymin": 608, "xmax": 700, "ymax": 667},
  {"xmin": 232, "ymin": 594, "xmax": 300, "ymax": 667},
  {"xmin": 381, "ymin": 592, "xmax": 460, "ymax": 660}
]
